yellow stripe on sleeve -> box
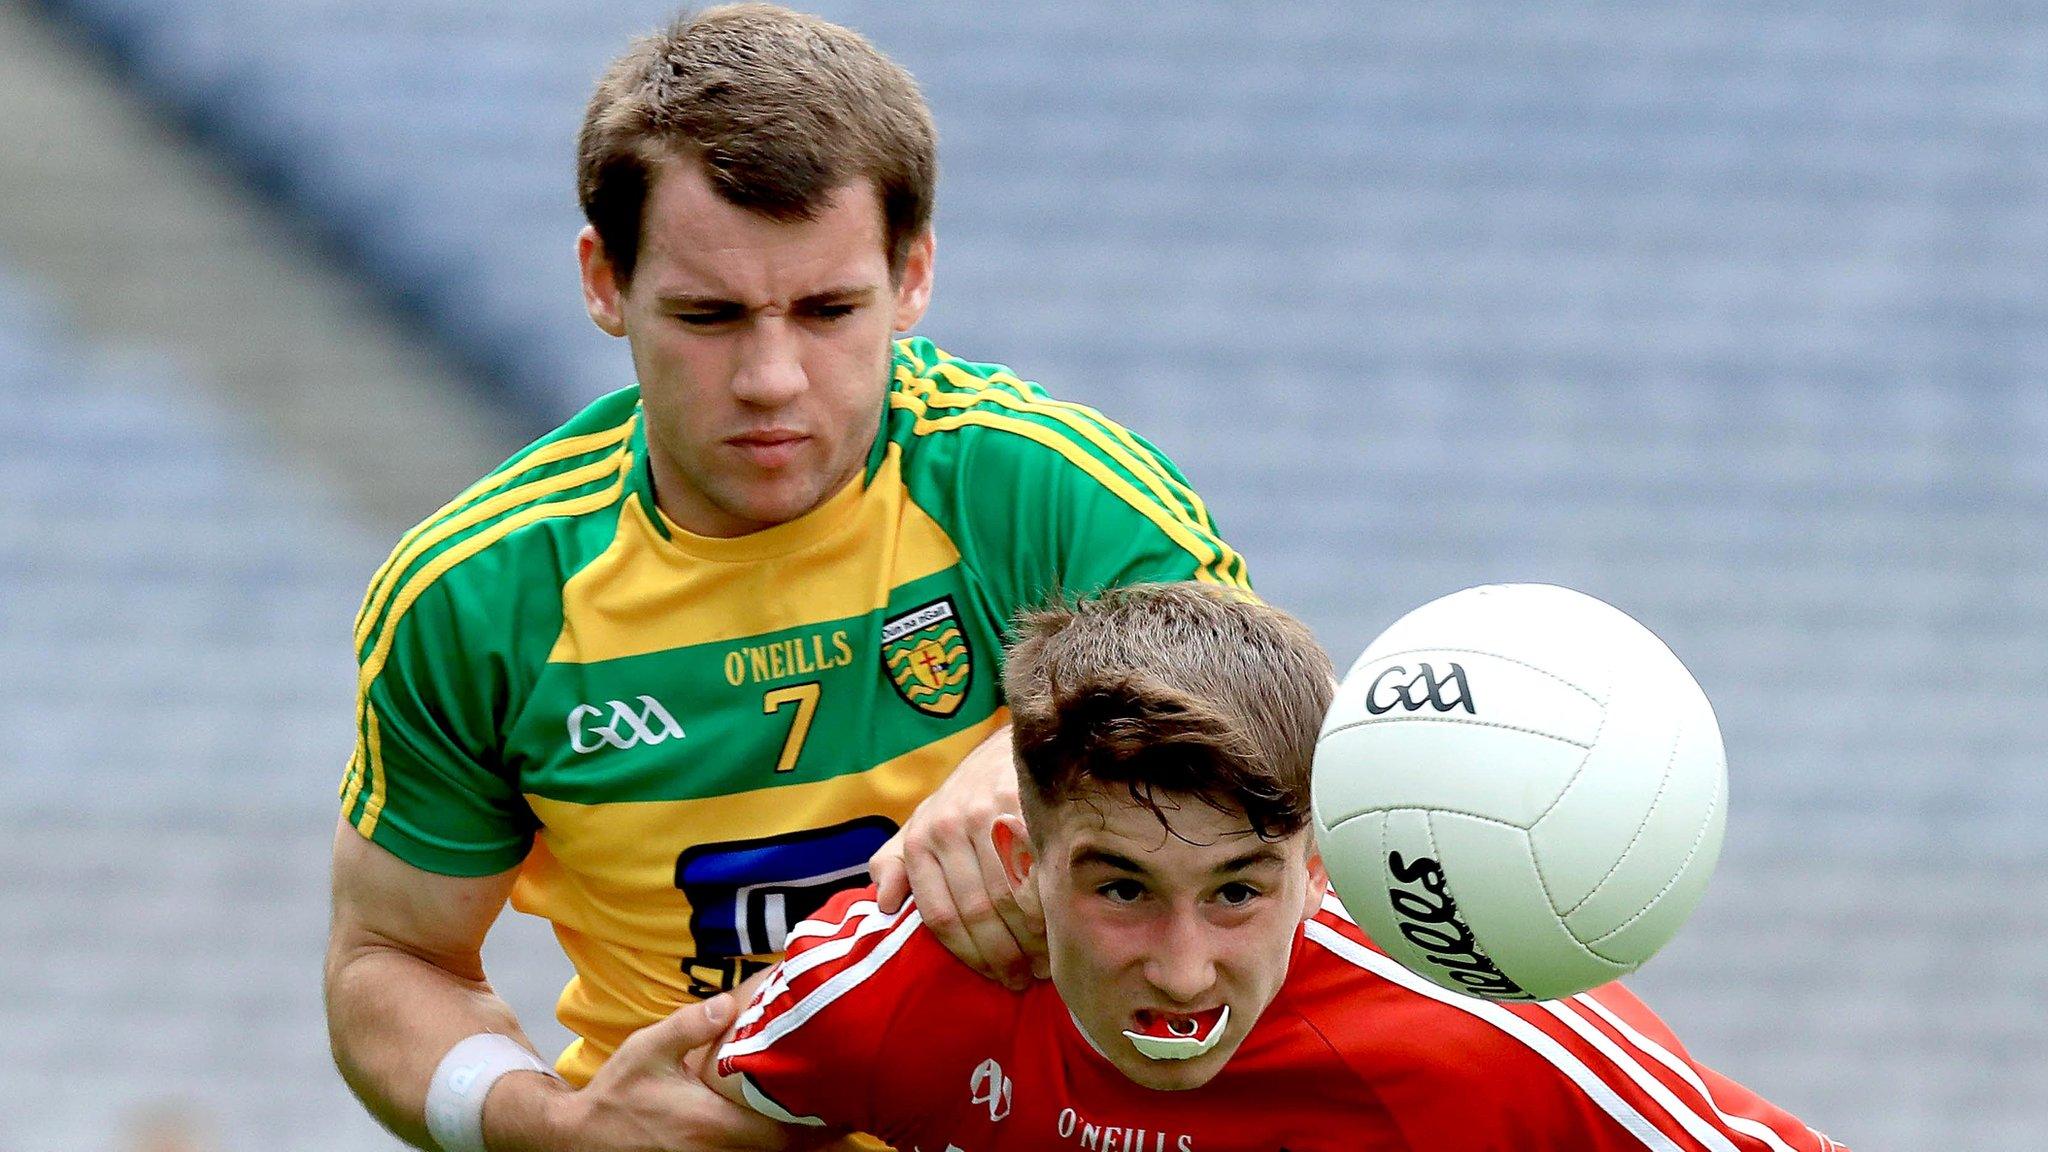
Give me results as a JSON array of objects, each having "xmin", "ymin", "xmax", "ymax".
[
  {"xmin": 923, "ymin": 362, "xmax": 1219, "ymax": 537},
  {"xmin": 355, "ymin": 706, "xmax": 384, "ymax": 832},
  {"xmin": 907, "ymin": 346, "xmax": 1217, "ymax": 533},
  {"xmin": 973, "ymin": 365, "xmax": 1219, "ymax": 535},
  {"xmin": 895, "ymin": 338, "xmax": 932, "ymax": 374},
  {"xmin": 339, "ymin": 746, "xmax": 363, "ymax": 811},
  {"xmin": 891, "ymin": 392, "xmax": 1241, "ymax": 588},
  {"xmin": 349, "ymin": 444, "xmax": 633, "ymax": 838},
  {"xmin": 904, "ymin": 366, "xmax": 1247, "ymax": 588},
  {"xmin": 354, "ymin": 422, "xmax": 635, "ymax": 637},
  {"xmin": 354, "ymin": 425, "xmax": 636, "ymax": 652}
]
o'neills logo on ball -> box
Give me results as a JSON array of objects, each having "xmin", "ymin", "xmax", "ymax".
[{"xmin": 1385, "ymin": 851, "xmax": 1535, "ymax": 1001}]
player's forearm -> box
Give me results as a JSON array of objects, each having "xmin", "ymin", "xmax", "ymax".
[{"xmin": 325, "ymin": 939, "xmax": 567, "ymax": 1150}]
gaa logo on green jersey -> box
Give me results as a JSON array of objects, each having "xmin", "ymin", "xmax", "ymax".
[{"xmin": 881, "ymin": 596, "xmax": 972, "ymax": 718}]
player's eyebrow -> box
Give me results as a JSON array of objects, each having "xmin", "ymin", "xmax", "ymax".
[
  {"xmin": 1070, "ymin": 847, "xmax": 1150, "ymax": 874},
  {"xmin": 1069, "ymin": 844, "xmax": 1285, "ymax": 876},
  {"xmin": 798, "ymin": 284, "xmax": 879, "ymax": 304},
  {"xmin": 653, "ymin": 284, "xmax": 878, "ymax": 310},
  {"xmin": 1215, "ymin": 845, "xmax": 1287, "ymax": 874}
]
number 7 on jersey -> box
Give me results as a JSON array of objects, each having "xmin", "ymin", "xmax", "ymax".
[{"xmin": 762, "ymin": 683, "xmax": 821, "ymax": 772}]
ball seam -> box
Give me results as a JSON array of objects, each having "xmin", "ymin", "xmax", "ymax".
[
  {"xmin": 1558, "ymin": 715, "xmax": 1681, "ymax": 922},
  {"xmin": 1370, "ymin": 805, "xmax": 1523, "ymax": 831},
  {"xmin": 1526, "ymin": 699, "xmax": 1610, "ymax": 916},
  {"xmin": 1531, "ymin": 693, "xmax": 1610, "ymax": 827},
  {"xmin": 1321, "ymin": 715, "xmax": 1593, "ymax": 749},
  {"xmin": 1583, "ymin": 771, "xmax": 1723, "ymax": 957}
]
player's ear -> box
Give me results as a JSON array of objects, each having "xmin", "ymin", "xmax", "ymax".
[
  {"xmin": 992, "ymin": 813, "xmax": 1035, "ymax": 891},
  {"xmin": 578, "ymin": 224, "xmax": 628, "ymax": 338},
  {"xmin": 1300, "ymin": 849, "xmax": 1330, "ymax": 923},
  {"xmin": 890, "ymin": 229, "xmax": 935, "ymax": 332}
]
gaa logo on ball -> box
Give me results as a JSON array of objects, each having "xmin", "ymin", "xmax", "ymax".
[{"xmin": 1311, "ymin": 584, "xmax": 1727, "ymax": 1002}]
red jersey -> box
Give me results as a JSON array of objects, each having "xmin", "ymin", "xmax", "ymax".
[{"xmin": 719, "ymin": 888, "xmax": 1845, "ymax": 1152}]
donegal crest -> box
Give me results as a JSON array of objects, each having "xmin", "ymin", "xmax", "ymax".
[{"xmin": 881, "ymin": 597, "xmax": 973, "ymax": 717}]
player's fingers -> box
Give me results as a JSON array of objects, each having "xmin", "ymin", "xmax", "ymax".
[
  {"xmin": 906, "ymin": 838, "xmax": 998, "ymax": 979},
  {"xmin": 869, "ymin": 829, "xmax": 910, "ymax": 913},
  {"xmin": 932, "ymin": 834, "xmax": 1027, "ymax": 988},
  {"xmin": 640, "ymin": 989, "xmax": 738, "ymax": 1059},
  {"xmin": 1015, "ymin": 879, "xmax": 1051, "ymax": 979},
  {"xmin": 972, "ymin": 829, "xmax": 1044, "ymax": 979}
]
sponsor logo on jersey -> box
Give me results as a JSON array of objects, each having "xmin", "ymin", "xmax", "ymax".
[
  {"xmin": 970, "ymin": 1058, "xmax": 1012, "ymax": 1122},
  {"xmin": 681, "ymin": 955, "xmax": 774, "ymax": 1000},
  {"xmin": 1364, "ymin": 662, "xmax": 1475, "ymax": 715},
  {"xmin": 673, "ymin": 817, "xmax": 898, "ymax": 993},
  {"xmin": 1385, "ymin": 851, "xmax": 1533, "ymax": 1000},
  {"xmin": 1056, "ymin": 1108, "xmax": 1193, "ymax": 1152},
  {"xmin": 722, "ymin": 629, "xmax": 855, "ymax": 687},
  {"xmin": 881, "ymin": 597, "xmax": 973, "ymax": 717},
  {"xmin": 566, "ymin": 695, "xmax": 685, "ymax": 753}
]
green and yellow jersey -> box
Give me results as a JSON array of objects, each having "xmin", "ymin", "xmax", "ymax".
[{"xmin": 340, "ymin": 337, "xmax": 1248, "ymax": 1083}]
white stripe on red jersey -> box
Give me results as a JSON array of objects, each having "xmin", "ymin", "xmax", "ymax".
[
  {"xmin": 1310, "ymin": 895, "xmax": 1843, "ymax": 1152},
  {"xmin": 1570, "ymin": 994, "xmax": 1805, "ymax": 1152},
  {"xmin": 736, "ymin": 898, "xmax": 909, "ymax": 1033},
  {"xmin": 1535, "ymin": 997, "xmax": 1745, "ymax": 1152},
  {"xmin": 782, "ymin": 898, "xmax": 887, "ymax": 948},
  {"xmin": 723, "ymin": 903, "xmax": 923, "ymax": 1060},
  {"xmin": 1303, "ymin": 917, "xmax": 1690, "ymax": 1151},
  {"xmin": 718, "ymin": 886, "xmax": 1846, "ymax": 1152}
]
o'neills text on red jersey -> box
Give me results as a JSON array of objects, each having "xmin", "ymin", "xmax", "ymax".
[{"xmin": 1057, "ymin": 1107, "xmax": 1193, "ymax": 1152}]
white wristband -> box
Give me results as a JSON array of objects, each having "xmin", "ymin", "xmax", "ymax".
[{"xmin": 423, "ymin": 1033, "xmax": 561, "ymax": 1152}]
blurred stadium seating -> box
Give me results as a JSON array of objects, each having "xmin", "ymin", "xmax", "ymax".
[{"xmin": 3, "ymin": 0, "xmax": 2042, "ymax": 1147}]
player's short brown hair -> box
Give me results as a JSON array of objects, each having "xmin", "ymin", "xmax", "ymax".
[
  {"xmin": 577, "ymin": 3, "xmax": 938, "ymax": 287},
  {"xmin": 1005, "ymin": 584, "xmax": 1336, "ymax": 841}
]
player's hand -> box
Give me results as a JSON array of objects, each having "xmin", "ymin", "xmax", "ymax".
[
  {"xmin": 537, "ymin": 992, "xmax": 808, "ymax": 1152},
  {"xmin": 870, "ymin": 723, "xmax": 1048, "ymax": 989}
]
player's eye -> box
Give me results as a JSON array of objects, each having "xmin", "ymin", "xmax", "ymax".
[
  {"xmin": 673, "ymin": 307, "xmax": 742, "ymax": 327},
  {"xmin": 1098, "ymin": 879, "xmax": 1145, "ymax": 904},
  {"xmin": 1215, "ymin": 882, "xmax": 1260, "ymax": 907},
  {"xmin": 807, "ymin": 302, "xmax": 858, "ymax": 321}
]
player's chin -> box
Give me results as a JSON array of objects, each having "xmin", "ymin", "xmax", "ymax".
[
  {"xmin": 1123, "ymin": 1055, "xmax": 1230, "ymax": 1093},
  {"xmin": 717, "ymin": 472, "xmax": 833, "ymax": 528},
  {"xmin": 1116, "ymin": 1043, "xmax": 1239, "ymax": 1093}
]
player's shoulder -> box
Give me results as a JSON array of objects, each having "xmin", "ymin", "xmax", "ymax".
[
  {"xmin": 877, "ymin": 337, "xmax": 1238, "ymax": 578},
  {"xmin": 727, "ymin": 886, "xmax": 1003, "ymax": 1058},
  {"xmin": 881, "ymin": 336, "xmax": 1166, "ymax": 482},
  {"xmin": 1289, "ymin": 898, "xmax": 1557, "ymax": 1070},
  {"xmin": 888, "ymin": 335, "xmax": 1054, "ymax": 406},
  {"xmin": 768, "ymin": 886, "xmax": 988, "ymax": 995},
  {"xmin": 354, "ymin": 386, "xmax": 643, "ymax": 647},
  {"xmin": 1292, "ymin": 897, "xmax": 1683, "ymax": 1110}
]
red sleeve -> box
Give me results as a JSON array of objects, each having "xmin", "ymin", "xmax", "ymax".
[
  {"xmin": 715, "ymin": 886, "xmax": 930, "ymax": 1132},
  {"xmin": 1536, "ymin": 982, "xmax": 1851, "ymax": 1152},
  {"xmin": 1304, "ymin": 901, "xmax": 1849, "ymax": 1152}
]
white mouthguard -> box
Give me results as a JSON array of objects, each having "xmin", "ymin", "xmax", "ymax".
[{"xmin": 1121, "ymin": 1005, "xmax": 1230, "ymax": 1061}]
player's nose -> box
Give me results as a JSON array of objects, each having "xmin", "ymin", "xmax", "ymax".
[
  {"xmin": 1142, "ymin": 906, "xmax": 1219, "ymax": 1004},
  {"xmin": 730, "ymin": 316, "xmax": 807, "ymax": 406}
]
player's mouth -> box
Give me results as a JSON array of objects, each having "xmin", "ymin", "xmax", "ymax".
[
  {"xmin": 726, "ymin": 430, "xmax": 809, "ymax": 469},
  {"xmin": 1128, "ymin": 1005, "xmax": 1227, "ymax": 1041},
  {"xmin": 1122, "ymin": 1004, "xmax": 1231, "ymax": 1062}
]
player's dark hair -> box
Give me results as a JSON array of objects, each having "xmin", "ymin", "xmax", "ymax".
[
  {"xmin": 1005, "ymin": 584, "xmax": 1335, "ymax": 841},
  {"xmin": 578, "ymin": 3, "xmax": 937, "ymax": 287}
]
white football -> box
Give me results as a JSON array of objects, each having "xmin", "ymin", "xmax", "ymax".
[{"xmin": 1312, "ymin": 583, "xmax": 1726, "ymax": 1002}]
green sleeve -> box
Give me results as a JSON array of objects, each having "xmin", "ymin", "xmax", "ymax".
[
  {"xmin": 341, "ymin": 575, "xmax": 536, "ymax": 877},
  {"xmin": 942, "ymin": 395, "xmax": 1252, "ymax": 616}
]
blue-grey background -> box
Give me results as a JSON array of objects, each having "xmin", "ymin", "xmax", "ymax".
[{"xmin": 1, "ymin": 1, "xmax": 2041, "ymax": 1148}]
